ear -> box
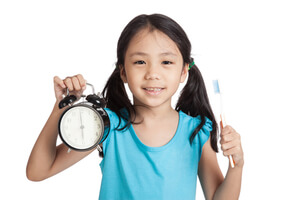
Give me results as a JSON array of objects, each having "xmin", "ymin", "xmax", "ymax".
[
  {"xmin": 120, "ymin": 65, "xmax": 128, "ymax": 83},
  {"xmin": 180, "ymin": 63, "xmax": 189, "ymax": 83}
]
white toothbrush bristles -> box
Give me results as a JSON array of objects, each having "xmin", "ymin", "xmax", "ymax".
[{"xmin": 213, "ymin": 79, "xmax": 224, "ymax": 118}]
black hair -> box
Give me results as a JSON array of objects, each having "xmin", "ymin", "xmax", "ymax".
[
  {"xmin": 176, "ymin": 59, "xmax": 219, "ymax": 152},
  {"xmin": 101, "ymin": 14, "xmax": 218, "ymax": 153}
]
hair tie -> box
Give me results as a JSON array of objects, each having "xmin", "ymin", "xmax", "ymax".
[{"xmin": 188, "ymin": 61, "xmax": 195, "ymax": 70}]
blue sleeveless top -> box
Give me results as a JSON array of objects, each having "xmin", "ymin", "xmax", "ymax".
[{"xmin": 99, "ymin": 108, "xmax": 212, "ymax": 200}]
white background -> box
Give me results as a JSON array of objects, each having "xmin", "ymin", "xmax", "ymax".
[{"xmin": 1, "ymin": 0, "xmax": 299, "ymax": 199}]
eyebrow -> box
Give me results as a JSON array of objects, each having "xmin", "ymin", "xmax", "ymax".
[
  {"xmin": 129, "ymin": 51, "xmax": 178, "ymax": 58},
  {"xmin": 160, "ymin": 52, "xmax": 178, "ymax": 57},
  {"xmin": 129, "ymin": 52, "xmax": 148, "ymax": 57}
]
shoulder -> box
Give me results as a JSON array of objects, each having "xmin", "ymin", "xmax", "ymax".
[
  {"xmin": 104, "ymin": 108, "xmax": 128, "ymax": 129},
  {"xmin": 194, "ymin": 115, "xmax": 213, "ymax": 133},
  {"xmin": 179, "ymin": 111, "xmax": 213, "ymax": 149},
  {"xmin": 101, "ymin": 108, "xmax": 125, "ymax": 155},
  {"xmin": 104, "ymin": 108, "xmax": 119, "ymax": 124},
  {"xmin": 179, "ymin": 110, "xmax": 213, "ymax": 132}
]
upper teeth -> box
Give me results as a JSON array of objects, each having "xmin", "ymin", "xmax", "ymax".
[{"xmin": 145, "ymin": 88, "xmax": 161, "ymax": 91}]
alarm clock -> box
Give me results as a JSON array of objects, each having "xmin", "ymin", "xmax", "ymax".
[{"xmin": 58, "ymin": 83, "xmax": 110, "ymax": 152}]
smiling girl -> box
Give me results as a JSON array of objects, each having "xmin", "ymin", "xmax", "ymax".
[{"xmin": 27, "ymin": 14, "xmax": 243, "ymax": 200}]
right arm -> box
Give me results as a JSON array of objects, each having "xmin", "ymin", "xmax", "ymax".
[{"xmin": 26, "ymin": 74, "xmax": 95, "ymax": 181}]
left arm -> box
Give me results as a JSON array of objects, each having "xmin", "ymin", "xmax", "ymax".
[{"xmin": 198, "ymin": 125, "xmax": 244, "ymax": 200}]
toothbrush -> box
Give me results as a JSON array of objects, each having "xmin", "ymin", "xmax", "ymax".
[{"xmin": 213, "ymin": 79, "xmax": 235, "ymax": 168}]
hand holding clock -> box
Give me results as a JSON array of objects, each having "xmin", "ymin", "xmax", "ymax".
[
  {"xmin": 53, "ymin": 74, "xmax": 87, "ymax": 101},
  {"xmin": 55, "ymin": 74, "xmax": 108, "ymax": 151},
  {"xmin": 27, "ymin": 74, "xmax": 97, "ymax": 181}
]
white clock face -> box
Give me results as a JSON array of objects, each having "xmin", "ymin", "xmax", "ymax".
[{"xmin": 60, "ymin": 106, "xmax": 103, "ymax": 150}]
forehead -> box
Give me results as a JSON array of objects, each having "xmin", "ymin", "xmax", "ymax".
[{"xmin": 125, "ymin": 28, "xmax": 181, "ymax": 57}]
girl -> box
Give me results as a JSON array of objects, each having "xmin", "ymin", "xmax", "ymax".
[{"xmin": 27, "ymin": 14, "xmax": 244, "ymax": 200}]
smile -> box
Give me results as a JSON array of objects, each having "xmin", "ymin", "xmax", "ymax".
[
  {"xmin": 144, "ymin": 88, "xmax": 163, "ymax": 91},
  {"xmin": 143, "ymin": 87, "xmax": 164, "ymax": 95}
]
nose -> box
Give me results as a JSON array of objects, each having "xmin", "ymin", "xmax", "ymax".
[{"xmin": 144, "ymin": 65, "xmax": 161, "ymax": 80}]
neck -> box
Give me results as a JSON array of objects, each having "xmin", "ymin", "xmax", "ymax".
[{"xmin": 133, "ymin": 104, "xmax": 176, "ymax": 122}]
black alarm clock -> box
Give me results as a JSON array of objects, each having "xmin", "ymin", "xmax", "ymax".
[{"xmin": 58, "ymin": 83, "xmax": 109, "ymax": 152}]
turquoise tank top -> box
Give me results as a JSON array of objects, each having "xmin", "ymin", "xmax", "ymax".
[{"xmin": 99, "ymin": 108, "xmax": 212, "ymax": 200}]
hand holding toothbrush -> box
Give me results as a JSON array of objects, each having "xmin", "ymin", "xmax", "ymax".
[
  {"xmin": 213, "ymin": 79, "xmax": 244, "ymax": 168},
  {"xmin": 220, "ymin": 125, "xmax": 244, "ymax": 168}
]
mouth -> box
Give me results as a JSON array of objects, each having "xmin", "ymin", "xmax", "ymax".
[{"xmin": 143, "ymin": 87, "xmax": 164, "ymax": 95}]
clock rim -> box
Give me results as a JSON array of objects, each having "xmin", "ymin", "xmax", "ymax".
[{"xmin": 58, "ymin": 104, "xmax": 105, "ymax": 151}]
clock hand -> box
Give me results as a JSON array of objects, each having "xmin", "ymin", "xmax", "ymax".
[{"xmin": 79, "ymin": 110, "xmax": 84, "ymax": 142}]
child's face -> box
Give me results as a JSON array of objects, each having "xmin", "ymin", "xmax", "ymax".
[{"xmin": 121, "ymin": 28, "xmax": 188, "ymax": 109}]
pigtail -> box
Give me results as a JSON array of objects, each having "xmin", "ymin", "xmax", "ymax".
[
  {"xmin": 176, "ymin": 60, "xmax": 219, "ymax": 152},
  {"xmin": 101, "ymin": 66, "xmax": 136, "ymax": 131}
]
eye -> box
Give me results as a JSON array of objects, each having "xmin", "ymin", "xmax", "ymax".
[
  {"xmin": 162, "ymin": 61, "xmax": 173, "ymax": 65},
  {"xmin": 134, "ymin": 60, "xmax": 146, "ymax": 65}
]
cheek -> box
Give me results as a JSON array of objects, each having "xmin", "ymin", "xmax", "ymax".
[
  {"xmin": 125, "ymin": 72, "xmax": 141, "ymax": 91},
  {"xmin": 167, "ymin": 74, "xmax": 182, "ymax": 90},
  {"xmin": 126, "ymin": 69, "xmax": 138, "ymax": 81},
  {"xmin": 169, "ymin": 70, "xmax": 185, "ymax": 83}
]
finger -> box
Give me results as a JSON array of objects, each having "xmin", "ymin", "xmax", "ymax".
[
  {"xmin": 221, "ymin": 139, "xmax": 239, "ymax": 152},
  {"xmin": 71, "ymin": 76, "xmax": 81, "ymax": 91},
  {"xmin": 220, "ymin": 127, "xmax": 230, "ymax": 137},
  {"xmin": 225, "ymin": 125, "xmax": 236, "ymax": 133},
  {"xmin": 220, "ymin": 133, "xmax": 234, "ymax": 144},
  {"xmin": 221, "ymin": 130, "xmax": 241, "ymax": 145},
  {"xmin": 223, "ymin": 146, "xmax": 242, "ymax": 157},
  {"xmin": 64, "ymin": 77, "xmax": 74, "ymax": 91},
  {"xmin": 76, "ymin": 74, "xmax": 86, "ymax": 88},
  {"xmin": 53, "ymin": 76, "xmax": 66, "ymax": 88},
  {"xmin": 220, "ymin": 125, "xmax": 234, "ymax": 136}
]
